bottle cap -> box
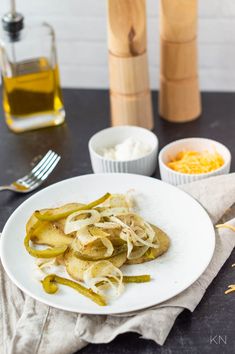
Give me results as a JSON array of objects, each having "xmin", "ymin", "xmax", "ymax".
[{"xmin": 2, "ymin": 11, "xmax": 24, "ymax": 33}]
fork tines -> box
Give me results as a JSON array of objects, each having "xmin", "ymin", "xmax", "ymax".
[{"xmin": 19, "ymin": 150, "xmax": 61, "ymax": 188}]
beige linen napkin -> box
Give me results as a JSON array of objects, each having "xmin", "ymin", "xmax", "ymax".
[{"xmin": 1, "ymin": 173, "xmax": 235, "ymax": 354}]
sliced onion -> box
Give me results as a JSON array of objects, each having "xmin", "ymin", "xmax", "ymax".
[
  {"xmin": 128, "ymin": 245, "xmax": 149, "ymax": 260},
  {"xmin": 35, "ymin": 258, "xmax": 64, "ymax": 280},
  {"xmin": 83, "ymin": 260, "xmax": 124, "ymax": 299},
  {"xmin": 110, "ymin": 214, "xmax": 159, "ymax": 259},
  {"xmin": 37, "ymin": 258, "xmax": 57, "ymax": 269},
  {"xmin": 94, "ymin": 221, "xmax": 121, "ymax": 229},
  {"xmin": 125, "ymin": 189, "xmax": 136, "ymax": 209},
  {"xmin": 109, "ymin": 215, "xmax": 130, "ymax": 228},
  {"xmin": 76, "ymin": 227, "xmax": 114, "ymax": 257},
  {"xmin": 100, "ymin": 194, "xmax": 130, "ymax": 209},
  {"xmin": 131, "ymin": 225, "xmax": 158, "ymax": 248},
  {"xmin": 113, "ymin": 214, "xmax": 158, "ymax": 247},
  {"xmin": 100, "ymin": 207, "xmax": 129, "ymax": 217},
  {"xmin": 144, "ymin": 221, "xmax": 158, "ymax": 241},
  {"xmin": 100, "ymin": 238, "xmax": 114, "ymax": 257},
  {"xmin": 119, "ymin": 228, "xmax": 133, "ymax": 258},
  {"xmin": 89, "ymin": 226, "xmax": 110, "ymax": 238},
  {"xmin": 64, "ymin": 209, "xmax": 100, "ymax": 234},
  {"xmin": 76, "ymin": 226, "xmax": 94, "ymax": 245},
  {"xmin": 119, "ymin": 228, "xmax": 148, "ymax": 259}
]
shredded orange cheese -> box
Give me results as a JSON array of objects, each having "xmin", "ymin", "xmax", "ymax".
[
  {"xmin": 216, "ymin": 223, "xmax": 235, "ymax": 294},
  {"xmin": 225, "ymin": 284, "xmax": 235, "ymax": 294},
  {"xmin": 216, "ymin": 224, "xmax": 235, "ymax": 232},
  {"xmin": 167, "ymin": 150, "xmax": 224, "ymax": 174}
]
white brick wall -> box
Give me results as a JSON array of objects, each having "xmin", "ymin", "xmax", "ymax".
[{"xmin": 1, "ymin": 0, "xmax": 235, "ymax": 91}]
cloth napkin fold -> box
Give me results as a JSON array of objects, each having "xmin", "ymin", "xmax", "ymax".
[{"xmin": 1, "ymin": 173, "xmax": 235, "ymax": 354}]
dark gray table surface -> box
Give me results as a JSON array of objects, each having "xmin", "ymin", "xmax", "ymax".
[{"xmin": 0, "ymin": 90, "xmax": 234, "ymax": 353}]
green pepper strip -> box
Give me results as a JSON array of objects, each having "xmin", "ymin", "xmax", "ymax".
[
  {"xmin": 35, "ymin": 193, "xmax": 111, "ymax": 222},
  {"xmin": 41, "ymin": 274, "xmax": 106, "ymax": 306},
  {"xmin": 74, "ymin": 245, "xmax": 127, "ymax": 262},
  {"xmin": 123, "ymin": 275, "xmax": 151, "ymax": 283},
  {"xmin": 24, "ymin": 233, "xmax": 68, "ymax": 258},
  {"xmin": 97, "ymin": 274, "xmax": 151, "ymax": 287}
]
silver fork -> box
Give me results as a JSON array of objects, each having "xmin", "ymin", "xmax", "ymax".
[{"xmin": 0, "ymin": 150, "xmax": 61, "ymax": 193}]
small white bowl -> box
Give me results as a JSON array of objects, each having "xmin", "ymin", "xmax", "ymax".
[
  {"xmin": 89, "ymin": 126, "xmax": 159, "ymax": 176},
  {"xmin": 159, "ymin": 137, "xmax": 231, "ymax": 186}
]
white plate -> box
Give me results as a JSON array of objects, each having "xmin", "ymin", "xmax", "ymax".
[{"xmin": 0, "ymin": 174, "xmax": 215, "ymax": 315}]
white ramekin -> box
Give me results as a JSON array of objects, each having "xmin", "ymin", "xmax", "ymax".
[
  {"xmin": 88, "ymin": 126, "xmax": 159, "ymax": 176},
  {"xmin": 159, "ymin": 137, "xmax": 231, "ymax": 186}
]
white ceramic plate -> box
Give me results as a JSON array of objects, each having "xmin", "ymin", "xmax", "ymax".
[{"xmin": 0, "ymin": 174, "xmax": 215, "ymax": 315}]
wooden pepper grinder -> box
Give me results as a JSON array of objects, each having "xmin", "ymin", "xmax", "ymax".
[
  {"xmin": 159, "ymin": 0, "xmax": 201, "ymax": 122},
  {"xmin": 107, "ymin": 0, "xmax": 154, "ymax": 129}
]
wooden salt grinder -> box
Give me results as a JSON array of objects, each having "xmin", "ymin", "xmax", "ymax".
[{"xmin": 107, "ymin": 0, "xmax": 153, "ymax": 129}]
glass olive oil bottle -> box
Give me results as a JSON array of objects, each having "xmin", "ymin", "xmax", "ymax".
[{"xmin": 0, "ymin": 1, "xmax": 65, "ymax": 132}]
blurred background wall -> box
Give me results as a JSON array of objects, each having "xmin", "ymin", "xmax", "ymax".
[{"xmin": 1, "ymin": 0, "xmax": 235, "ymax": 91}]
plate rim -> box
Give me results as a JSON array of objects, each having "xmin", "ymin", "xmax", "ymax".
[{"xmin": 0, "ymin": 173, "xmax": 215, "ymax": 314}]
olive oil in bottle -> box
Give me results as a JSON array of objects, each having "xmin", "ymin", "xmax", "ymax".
[
  {"xmin": 3, "ymin": 58, "xmax": 64, "ymax": 121},
  {"xmin": 0, "ymin": 1, "xmax": 65, "ymax": 132}
]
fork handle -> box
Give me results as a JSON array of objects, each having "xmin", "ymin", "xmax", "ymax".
[{"xmin": 0, "ymin": 186, "xmax": 12, "ymax": 192}]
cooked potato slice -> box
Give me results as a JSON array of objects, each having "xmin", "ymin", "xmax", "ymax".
[
  {"xmin": 26, "ymin": 203, "xmax": 83, "ymax": 234},
  {"xmin": 73, "ymin": 238, "xmax": 108, "ymax": 259},
  {"xmin": 125, "ymin": 225, "xmax": 170, "ymax": 265},
  {"xmin": 30, "ymin": 221, "xmax": 74, "ymax": 247},
  {"xmin": 64, "ymin": 249, "xmax": 127, "ymax": 281},
  {"xmin": 26, "ymin": 203, "xmax": 84, "ymax": 247}
]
